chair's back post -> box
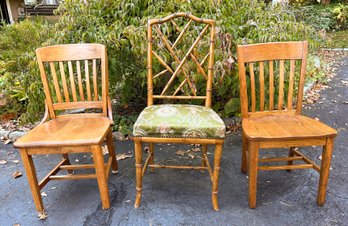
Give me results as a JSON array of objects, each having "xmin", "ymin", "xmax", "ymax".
[
  {"xmin": 236, "ymin": 45, "xmax": 249, "ymax": 118},
  {"xmin": 205, "ymin": 21, "xmax": 215, "ymax": 108},
  {"xmin": 36, "ymin": 50, "xmax": 56, "ymax": 119},
  {"xmin": 147, "ymin": 21, "xmax": 154, "ymax": 106},
  {"xmin": 295, "ymin": 41, "xmax": 308, "ymax": 115},
  {"xmin": 101, "ymin": 45, "xmax": 108, "ymax": 117}
]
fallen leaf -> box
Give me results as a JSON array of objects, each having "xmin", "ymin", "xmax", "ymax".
[
  {"xmin": 116, "ymin": 153, "xmax": 133, "ymax": 161},
  {"xmin": 126, "ymin": 200, "xmax": 131, "ymax": 203},
  {"xmin": 38, "ymin": 211, "xmax": 48, "ymax": 220},
  {"xmin": 13, "ymin": 224, "xmax": 20, "ymax": 226},
  {"xmin": 50, "ymin": 187, "xmax": 57, "ymax": 190},
  {"xmin": 41, "ymin": 192, "xmax": 47, "ymax": 197},
  {"xmin": 4, "ymin": 139, "xmax": 12, "ymax": 145},
  {"xmin": 318, "ymin": 155, "xmax": 322, "ymax": 160},
  {"xmin": 279, "ymin": 201, "xmax": 293, "ymax": 207},
  {"xmin": 144, "ymin": 146, "xmax": 150, "ymax": 153},
  {"xmin": 191, "ymin": 148, "xmax": 201, "ymax": 152},
  {"xmin": 12, "ymin": 171, "xmax": 22, "ymax": 178},
  {"xmin": 188, "ymin": 153, "xmax": 195, "ymax": 159},
  {"xmin": 102, "ymin": 145, "xmax": 108, "ymax": 155},
  {"xmin": 0, "ymin": 160, "xmax": 7, "ymax": 165},
  {"xmin": 314, "ymin": 117, "xmax": 320, "ymax": 121},
  {"xmin": 344, "ymin": 101, "xmax": 348, "ymax": 104},
  {"xmin": 13, "ymin": 160, "xmax": 19, "ymax": 164},
  {"xmin": 75, "ymin": 159, "xmax": 79, "ymax": 163},
  {"xmin": 175, "ymin": 150, "xmax": 185, "ymax": 156}
]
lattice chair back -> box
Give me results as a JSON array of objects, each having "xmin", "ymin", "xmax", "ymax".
[{"xmin": 147, "ymin": 13, "xmax": 215, "ymax": 107}]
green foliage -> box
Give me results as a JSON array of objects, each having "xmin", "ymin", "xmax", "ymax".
[
  {"xmin": 0, "ymin": 19, "xmax": 53, "ymax": 123},
  {"xmin": 292, "ymin": 3, "xmax": 348, "ymax": 31},
  {"xmin": 52, "ymin": 0, "xmax": 322, "ymax": 120}
]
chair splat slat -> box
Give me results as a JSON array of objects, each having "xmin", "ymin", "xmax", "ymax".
[
  {"xmin": 93, "ymin": 59, "xmax": 98, "ymax": 101},
  {"xmin": 76, "ymin": 61, "xmax": 85, "ymax": 101},
  {"xmin": 249, "ymin": 63, "xmax": 256, "ymax": 112},
  {"xmin": 68, "ymin": 61, "xmax": 78, "ymax": 102},
  {"xmin": 278, "ymin": 60, "xmax": 285, "ymax": 110},
  {"xmin": 85, "ymin": 60, "xmax": 92, "ymax": 101},
  {"xmin": 59, "ymin": 61, "xmax": 70, "ymax": 102},
  {"xmin": 259, "ymin": 61, "xmax": 265, "ymax": 111},
  {"xmin": 269, "ymin": 61, "xmax": 274, "ymax": 111},
  {"xmin": 49, "ymin": 62, "xmax": 63, "ymax": 103},
  {"xmin": 287, "ymin": 59, "xmax": 295, "ymax": 110}
]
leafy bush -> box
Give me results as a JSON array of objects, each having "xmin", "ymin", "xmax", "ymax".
[
  {"xmin": 292, "ymin": 3, "xmax": 348, "ymax": 31},
  {"xmin": 0, "ymin": 19, "xmax": 53, "ymax": 123},
  {"xmin": 52, "ymin": 0, "xmax": 322, "ymax": 118}
]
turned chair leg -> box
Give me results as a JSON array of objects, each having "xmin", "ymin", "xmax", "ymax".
[
  {"xmin": 134, "ymin": 140, "xmax": 143, "ymax": 208},
  {"xmin": 149, "ymin": 143, "xmax": 155, "ymax": 173},
  {"xmin": 317, "ymin": 138, "xmax": 334, "ymax": 206},
  {"xmin": 248, "ymin": 141, "xmax": 259, "ymax": 209},
  {"xmin": 106, "ymin": 130, "xmax": 118, "ymax": 174},
  {"xmin": 286, "ymin": 147, "xmax": 296, "ymax": 172},
  {"xmin": 212, "ymin": 143, "xmax": 223, "ymax": 211},
  {"xmin": 19, "ymin": 149, "xmax": 45, "ymax": 216},
  {"xmin": 62, "ymin": 154, "xmax": 74, "ymax": 175},
  {"xmin": 92, "ymin": 145, "xmax": 110, "ymax": 209},
  {"xmin": 241, "ymin": 132, "xmax": 248, "ymax": 174}
]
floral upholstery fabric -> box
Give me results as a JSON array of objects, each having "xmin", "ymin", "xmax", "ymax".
[{"xmin": 133, "ymin": 104, "xmax": 225, "ymax": 139}]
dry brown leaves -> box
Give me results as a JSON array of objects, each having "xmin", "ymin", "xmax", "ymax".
[
  {"xmin": 116, "ymin": 153, "xmax": 133, "ymax": 161},
  {"xmin": 12, "ymin": 171, "xmax": 22, "ymax": 179}
]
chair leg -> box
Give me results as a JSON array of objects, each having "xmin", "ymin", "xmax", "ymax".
[
  {"xmin": 202, "ymin": 144, "xmax": 208, "ymax": 167},
  {"xmin": 241, "ymin": 132, "xmax": 248, "ymax": 174},
  {"xmin": 62, "ymin": 154, "xmax": 74, "ymax": 175},
  {"xmin": 317, "ymin": 137, "xmax": 334, "ymax": 206},
  {"xmin": 92, "ymin": 145, "xmax": 110, "ymax": 209},
  {"xmin": 286, "ymin": 147, "xmax": 296, "ymax": 172},
  {"xmin": 212, "ymin": 143, "xmax": 223, "ymax": 211},
  {"xmin": 19, "ymin": 148, "xmax": 45, "ymax": 216},
  {"xmin": 149, "ymin": 143, "xmax": 155, "ymax": 173},
  {"xmin": 134, "ymin": 139, "xmax": 143, "ymax": 208},
  {"xmin": 248, "ymin": 141, "xmax": 259, "ymax": 209},
  {"xmin": 106, "ymin": 130, "xmax": 118, "ymax": 174}
]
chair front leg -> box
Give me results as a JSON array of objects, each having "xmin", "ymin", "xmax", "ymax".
[
  {"xmin": 106, "ymin": 130, "xmax": 118, "ymax": 173},
  {"xmin": 202, "ymin": 144, "xmax": 208, "ymax": 167},
  {"xmin": 92, "ymin": 145, "xmax": 110, "ymax": 209},
  {"xmin": 241, "ymin": 132, "xmax": 248, "ymax": 174},
  {"xmin": 286, "ymin": 147, "xmax": 296, "ymax": 172},
  {"xmin": 212, "ymin": 143, "xmax": 223, "ymax": 211},
  {"xmin": 317, "ymin": 137, "xmax": 334, "ymax": 206},
  {"xmin": 134, "ymin": 139, "xmax": 143, "ymax": 208},
  {"xmin": 19, "ymin": 148, "xmax": 45, "ymax": 216},
  {"xmin": 248, "ymin": 141, "xmax": 259, "ymax": 209}
]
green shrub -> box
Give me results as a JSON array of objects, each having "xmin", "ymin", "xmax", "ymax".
[
  {"xmin": 0, "ymin": 19, "xmax": 53, "ymax": 123},
  {"xmin": 52, "ymin": 0, "xmax": 322, "ymax": 118}
]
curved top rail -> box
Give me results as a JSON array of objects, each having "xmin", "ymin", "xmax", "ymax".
[{"xmin": 148, "ymin": 12, "xmax": 214, "ymax": 26}]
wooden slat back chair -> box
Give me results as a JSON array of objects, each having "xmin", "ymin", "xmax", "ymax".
[
  {"xmin": 13, "ymin": 44, "xmax": 118, "ymax": 217},
  {"xmin": 132, "ymin": 13, "xmax": 225, "ymax": 211},
  {"xmin": 237, "ymin": 41, "xmax": 337, "ymax": 208}
]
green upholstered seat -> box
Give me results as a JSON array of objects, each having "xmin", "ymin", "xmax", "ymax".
[{"xmin": 133, "ymin": 104, "xmax": 226, "ymax": 139}]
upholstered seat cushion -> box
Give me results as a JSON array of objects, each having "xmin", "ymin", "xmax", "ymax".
[{"xmin": 133, "ymin": 104, "xmax": 225, "ymax": 139}]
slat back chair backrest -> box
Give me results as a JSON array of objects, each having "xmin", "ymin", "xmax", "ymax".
[
  {"xmin": 237, "ymin": 41, "xmax": 308, "ymax": 118},
  {"xmin": 147, "ymin": 13, "xmax": 215, "ymax": 107},
  {"xmin": 36, "ymin": 44, "xmax": 108, "ymax": 118}
]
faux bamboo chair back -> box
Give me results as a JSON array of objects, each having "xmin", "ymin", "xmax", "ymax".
[
  {"xmin": 237, "ymin": 41, "xmax": 308, "ymax": 118},
  {"xmin": 36, "ymin": 44, "xmax": 109, "ymax": 118},
  {"xmin": 147, "ymin": 13, "xmax": 215, "ymax": 107}
]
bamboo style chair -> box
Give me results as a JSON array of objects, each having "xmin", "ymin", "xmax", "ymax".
[
  {"xmin": 13, "ymin": 44, "xmax": 118, "ymax": 217},
  {"xmin": 237, "ymin": 41, "xmax": 337, "ymax": 208},
  {"xmin": 132, "ymin": 13, "xmax": 225, "ymax": 211}
]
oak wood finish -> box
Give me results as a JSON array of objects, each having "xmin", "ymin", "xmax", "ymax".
[
  {"xmin": 134, "ymin": 13, "xmax": 224, "ymax": 211},
  {"xmin": 13, "ymin": 44, "xmax": 118, "ymax": 217},
  {"xmin": 237, "ymin": 41, "xmax": 337, "ymax": 208}
]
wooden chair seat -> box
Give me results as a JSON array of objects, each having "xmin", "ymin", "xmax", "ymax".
[
  {"xmin": 15, "ymin": 117, "xmax": 112, "ymax": 148},
  {"xmin": 243, "ymin": 115, "xmax": 337, "ymax": 141}
]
